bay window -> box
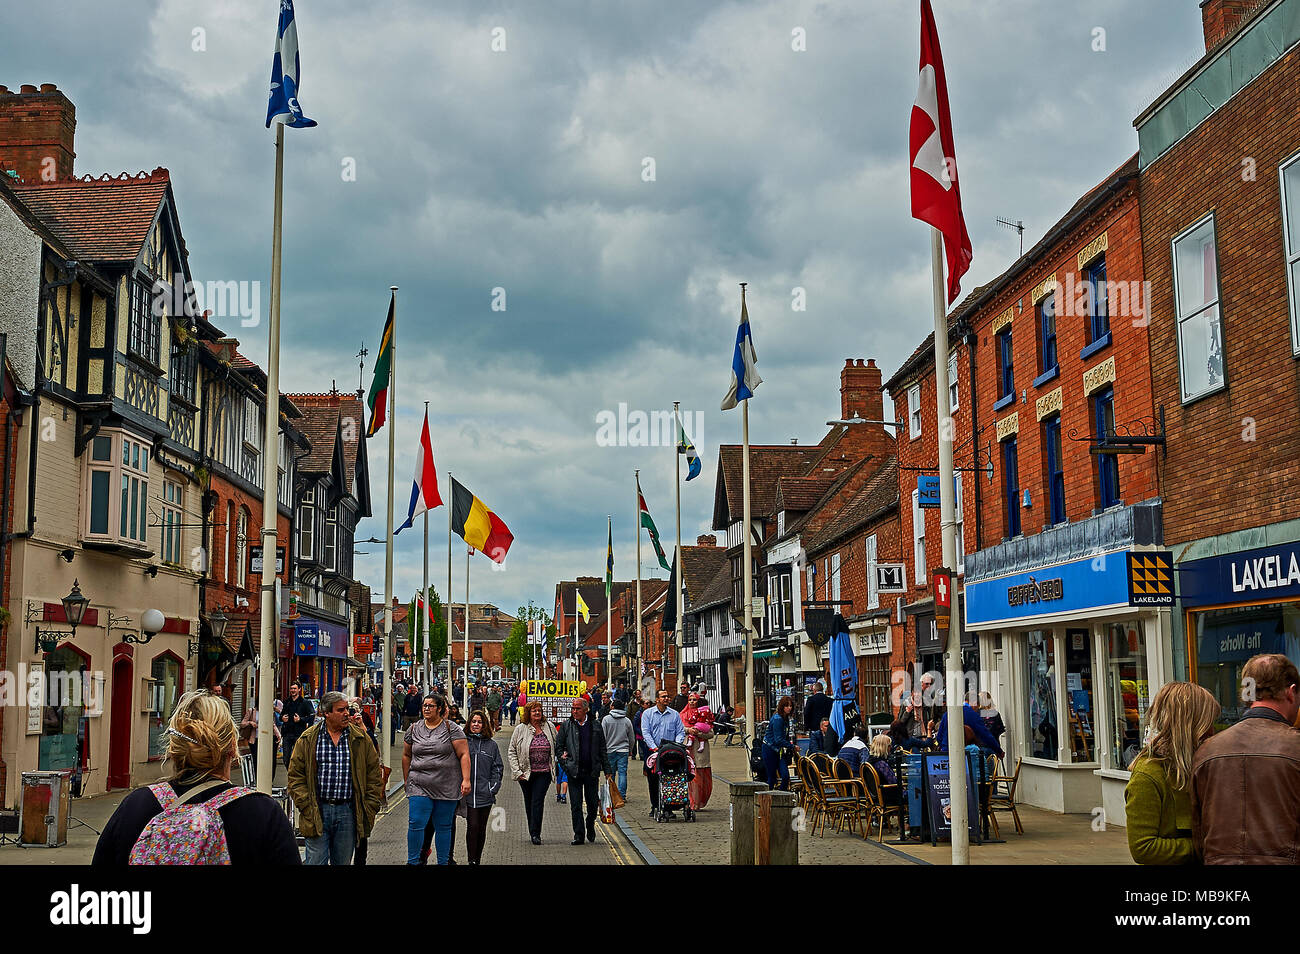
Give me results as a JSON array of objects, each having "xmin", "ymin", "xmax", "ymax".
[{"xmin": 83, "ymin": 430, "xmax": 151, "ymax": 547}]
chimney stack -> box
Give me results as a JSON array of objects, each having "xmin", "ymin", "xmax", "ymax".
[
  {"xmin": 0, "ymin": 84, "xmax": 76, "ymax": 183},
  {"xmin": 1200, "ymin": 0, "xmax": 1261, "ymax": 50},
  {"xmin": 840, "ymin": 358, "xmax": 884, "ymax": 423},
  {"xmin": 696, "ymin": 534, "xmax": 718, "ymax": 547}
]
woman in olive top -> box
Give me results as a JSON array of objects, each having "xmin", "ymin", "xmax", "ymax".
[{"xmin": 1124, "ymin": 682, "xmax": 1220, "ymax": 865}]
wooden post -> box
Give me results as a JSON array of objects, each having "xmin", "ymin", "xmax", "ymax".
[
  {"xmin": 755, "ymin": 790, "xmax": 798, "ymax": 865},
  {"xmin": 728, "ymin": 779, "xmax": 767, "ymax": 865}
]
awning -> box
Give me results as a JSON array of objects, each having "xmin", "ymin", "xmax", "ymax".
[
  {"xmin": 754, "ymin": 648, "xmax": 784, "ymax": 660},
  {"xmin": 345, "ymin": 657, "xmax": 367, "ymax": 670}
]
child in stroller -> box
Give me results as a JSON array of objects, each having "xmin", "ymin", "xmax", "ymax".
[{"xmin": 648, "ymin": 740, "xmax": 696, "ymax": 822}]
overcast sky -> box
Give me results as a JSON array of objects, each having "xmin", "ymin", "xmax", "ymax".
[{"xmin": 6, "ymin": 0, "xmax": 1206, "ymax": 614}]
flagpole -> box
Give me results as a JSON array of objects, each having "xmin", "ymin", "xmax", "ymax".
[
  {"xmin": 447, "ymin": 472, "xmax": 454, "ymax": 700},
  {"xmin": 635, "ymin": 471, "xmax": 643, "ymax": 694},
  {"xmin": 674, "ymin": 400, "xmax": 684, "ymax": 694},
  {"xmin": 253, "ymin": 120, "xmax": 286, "ymax": 794},
  {"xmin": 422, "ymin": 401, "xmax": 430, "ymax": 689},
  {"xmin": 740, "ymin": 283, "xmax": 756, "ymax": 751},
  {"xmin": 606, "ymin": 515, "xmax": 613, "ymax": 693},
  {"xmin": 464, "ymin": 546, "xmax": 470, "ymax": 702},
  {"xmin": 380, "ymin": 285, "xmax": 398, "ymax": 775},
  {"xmin": 930, "ymin": 227, "xmax": 968, "ymax": 865}
]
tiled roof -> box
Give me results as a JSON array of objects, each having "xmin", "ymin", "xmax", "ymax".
[
  {"xmin": 288, "ymin": 392, "xmax": 366, "ymax": 491},
  {"xmin": 9, "ymin": 169, "xmax": 170, "ymax": 263},
  {"xmin": 697, "ymin": 559, "xmax": 733, "ymax": 610},
  {"xmin": 805, "ymin": 457, "xmax": 900, "ymax": 555},
  {"xmin": 775, "ymin": 475, "xmax": 837, "ymax": 513},
  {"xmin": 681, "ymin": 544, "xmax": 728, "ymax": 608},
  {"xmin": 714, "ymin": 444, "xmax": 820, "ymax": 523}
]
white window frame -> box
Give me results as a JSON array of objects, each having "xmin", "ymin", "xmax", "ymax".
[
  {"xmin": 1280, "ymin": 152, "xmax": 1300, "ymax": 355},
  {"xmin": 298, "ymin": 487, "xmax": 315, "ymax": 560},
  {"xmin": 955, "ymin": 472, "xmax": 965, "ymax": 575},
  {"xmin": 161, "ymin": 479, "xmax": 183, "ymax": 565},
  {"xmin": 323, "ymin": 505, "xmax": 338, "ymax": 571},
  {"xmin": 223, "ymin": 501, "xmax": 233, "ymax": 582},
  {"xmin": 948, "ymin": 353, "xmax": 960, "ymax": 412},
  {"xmin": 81, "ymin": 429, "xmax": 151, "ymax": 547},
  {"xmin": 1171, "ymin": 212, "xmax": 1225, "ymax": 403},
  {"xmin": 908, "ymin": 384, "xmax": 922, "ymax": 439},
  {"xmin": 912, "ymin": 489, "xmax": 926, "ymax": 582},
  {"xmin": 830, "ymin": 552, "xmax": 841, "ymax": 603},
  {"xmin": 865, "ymin": 533, "xmax": 879, "ymax": 609}
]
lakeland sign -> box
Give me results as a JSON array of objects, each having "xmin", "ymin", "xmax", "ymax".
[{"xmin": 1180, "ymin": 541, "xmax": 1300, "ymax": 608}]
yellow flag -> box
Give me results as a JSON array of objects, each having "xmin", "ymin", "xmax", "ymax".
[{"xmin": 575, "ymin": 590, "xmax": 590, "ymax": 623}]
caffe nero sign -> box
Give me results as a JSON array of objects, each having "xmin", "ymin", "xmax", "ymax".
[{"xmin": 1007, "ymin": 577, "xmax": 1064, "ymax": 607}]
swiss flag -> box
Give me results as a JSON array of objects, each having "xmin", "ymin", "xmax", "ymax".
[{"xmin": 910, "ymin": 0, "xmax": 972, "ymax": 305}]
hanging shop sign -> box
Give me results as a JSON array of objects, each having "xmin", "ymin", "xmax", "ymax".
[{"xmin": 1127, "ymin": 551, "xmax": 1175, "ymax": 606}]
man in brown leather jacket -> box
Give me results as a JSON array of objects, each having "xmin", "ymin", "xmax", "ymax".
[{"xmin": 1191, "ymin": 653, "xmax": 1300, "ymax": 864}]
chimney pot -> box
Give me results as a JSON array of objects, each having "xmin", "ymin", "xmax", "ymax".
[
  {"xmin": 19, "ymin": 85, "xmax": 36, "ymax": 94},
  {"xmin": 39, "ymin": 83, "xmax": 56, "ymax": 93}
]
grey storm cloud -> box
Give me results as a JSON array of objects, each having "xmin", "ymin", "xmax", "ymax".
[{"xmin": 3, "ymin": 0, "xmax": 1203, "ymax": 610}]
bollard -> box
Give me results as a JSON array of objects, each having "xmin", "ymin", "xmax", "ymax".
[
  {"xmin": 754, "ymin": 790, "xmax": 799, "ymax": 865},
  {"xmin": 728, "ymin": 780, "xmax": 768, "ymax": 866}
]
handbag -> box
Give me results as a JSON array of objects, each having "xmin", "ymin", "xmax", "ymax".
[{"xmin": 609, "ymin": 784, "xmax": 626, "ymax": 810}]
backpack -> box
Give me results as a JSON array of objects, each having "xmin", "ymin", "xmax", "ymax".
[{"xmin": 128, "ymin": 779, "xmax": 255, "ymax": 865}]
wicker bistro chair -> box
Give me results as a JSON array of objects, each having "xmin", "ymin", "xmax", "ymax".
[
  {"xmin": 860, "ymin": 762, "xmax": 906, "ymax": 842},
  {"xmin": 988, "ymin": 756, "xmax": 1024, "ymax": 836},
  {"xmin": 809, "ymin": 752, "xmax": 835, "ymax": 778},
  {"xmin": 801, "ymin": 758, "xmax": 864, "ymax": 837}
]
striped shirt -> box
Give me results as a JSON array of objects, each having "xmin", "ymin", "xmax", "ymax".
[{"xmin": 316, "ymin": 727, "xmax": 353, "ymax": 802}]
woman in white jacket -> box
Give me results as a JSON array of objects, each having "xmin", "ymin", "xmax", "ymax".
[{"xmin": 508, "ymin": 701, "xmax": 557, "ymax": 845}]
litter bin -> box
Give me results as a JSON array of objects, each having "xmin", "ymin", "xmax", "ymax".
[{"xmin": 20, "ymin": 771, "xmax": 70, "ymax": 847}]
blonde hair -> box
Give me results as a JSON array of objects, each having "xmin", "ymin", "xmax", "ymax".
[
  {"xmin": 869, "ymin": 733, "xmax": 892, "ymax": 759},
  {"xmin": 165, "ymin": 689, "xmax": 238, "ymax": 782},
  {"xmin": 1137, "ymin": 682, "xmax": 1220, "ymax": 792}
]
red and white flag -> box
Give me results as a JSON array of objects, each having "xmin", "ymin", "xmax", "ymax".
[
  {"xmin": 396, "ymin": 411, "xmax": 442, "ymax": 533},
  {"xmin": 910, "ymin": 0, "xmax": 972, "ymax": 304}
]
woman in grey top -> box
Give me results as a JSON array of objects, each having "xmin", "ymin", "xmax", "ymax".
[{"xmin": 403, "ymin": 692, "xmax": 470, "ymax": 865}]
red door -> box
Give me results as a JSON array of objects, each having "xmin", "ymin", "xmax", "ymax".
[{"xmin": 108, "ymin": 656, "xmax": 133, "ymax": 790}]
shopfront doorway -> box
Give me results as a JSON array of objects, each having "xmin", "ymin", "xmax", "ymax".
[{"xmin": 109, "ymin": 654, "xmax": 133, "ymax": 790}]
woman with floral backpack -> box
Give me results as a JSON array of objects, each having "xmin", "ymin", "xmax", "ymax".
[{"xmin": 92, "ymin": 689, "xmax": 300, "ymax": 865}]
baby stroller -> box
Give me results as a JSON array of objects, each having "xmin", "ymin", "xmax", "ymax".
[{"xmin": 651, "ymin": 740, "xmax": 695, "ymax": 823}]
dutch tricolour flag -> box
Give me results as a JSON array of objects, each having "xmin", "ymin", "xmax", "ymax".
[
  {"xmin": 396, "ymin": 412, "xmax": 443, "ymax": 534},
  {"xmin": 720, "ymin": 292, "xmax": 762, "ymax": 411},
  {"xmin": 266, "ymin": 0, "xmax": 318, "ymax": 128}
]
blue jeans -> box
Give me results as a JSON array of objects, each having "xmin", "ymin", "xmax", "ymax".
[
  {"xmin": 608, "ymin": 752, "xmax": 629, "ymax": 797},
  {"xmin": 762, "ymin": 744, "xmax": 789, "ymax": 790},
  {"xmin": 305, "ymin": 801, "xmax": 356, "ymax": 865},
  {"xmin": 407, "ymin": 796, "xmax": 457, "ymax": 865}
]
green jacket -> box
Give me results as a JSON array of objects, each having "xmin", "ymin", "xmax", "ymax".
[
  {"xmin": 287, "ymin": 721, "xmax": 384, "ymax": 840},
  {"xmin": 1125, "ymin": 756, "xmax": 1196, "ymax": 865}
]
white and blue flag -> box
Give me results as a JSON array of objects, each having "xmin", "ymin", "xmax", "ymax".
[
  {"xmin": 720, "ymin": 291, "xmax": 762, "ymax": 411},
  {"xmin": 266, "ymin": 0, "xmax": 317, "ymax": 128},
  {"xmin": 676, "ymin": 407, "xmax": 702, "ymax": 481}
]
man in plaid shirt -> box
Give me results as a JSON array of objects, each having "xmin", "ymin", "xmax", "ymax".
[{"xmin": 288, "ymin": 691, "xmax": 383, "ymax": 865}]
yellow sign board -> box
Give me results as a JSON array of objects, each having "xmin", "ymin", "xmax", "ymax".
[{"xmin": 525, "ymin": 679, "xmax": 588, "ymax": 723}]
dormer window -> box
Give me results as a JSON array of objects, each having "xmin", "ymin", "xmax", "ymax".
[{"xmin": 128, "ymin": 279, "xmax": 161, "ymax": 367}]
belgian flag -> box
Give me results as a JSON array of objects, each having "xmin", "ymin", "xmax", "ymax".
[{"xmin": 450, "ymin": 477, "xmax": 514, "ymax": 563}]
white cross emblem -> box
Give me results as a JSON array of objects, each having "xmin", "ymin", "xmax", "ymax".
[{"xmin": 936, "ymin": 576, "xmax": 948, "ymax": 604}]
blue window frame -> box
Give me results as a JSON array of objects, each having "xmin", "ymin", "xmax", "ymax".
[
  {"xmin": 1044, "ymin": 415, "xmax": 1065, "ymax": 525},
  {"xmin": 1038, "ymin": 292, "xmax": 1058, "ymax": 375},
  {"xmin": 997, "ymin": 327, "xmax": 1014, "ymax": 399},
  {"xmin": 1003, "ymin": 437, "xmax": 1021, "ymax": 538},
  {"xmin": 1086, "ymin": 257, "xmax": 1109, "ymax": 343},
  {"xmin": 1095, "ymin": 387, "xmax": 1120, "ymax": 508}
]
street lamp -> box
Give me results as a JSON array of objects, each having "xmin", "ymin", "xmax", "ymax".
[
  {"xmin": 123, "ymin": 608, "xmax": 166, "ymax": 646},
  {"xmin": 28, "ymin": 579, "xmax": 91, "ymax": 654}
]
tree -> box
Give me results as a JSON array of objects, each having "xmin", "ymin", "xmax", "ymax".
[
  {"xmin": 427, "ymin": 586, "xmax": 448, "ymax": 668},
  {"xmin": 502, "ymin": 619, "xmax": 527, "ymax": 677}
]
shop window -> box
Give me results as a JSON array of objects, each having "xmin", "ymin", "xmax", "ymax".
[
  {"xmin": 148, "ymin": 654, "xmax": 183, "ymax": 760},
  {"xmin": 997, "ymin": 326, "xmax": 1014, "ymax": 399},
  {"xmin": 83, "ymin": 430, "xmax": 151, "ymax": 547},
  {"xmin": 1086, "ymin": 256, "xmax": 1109, "ymax": 344},
  {"xmin": 1003, "ymin": 437, "xmax": 1021, "ymax": 538},
  {"xmin": 1194, "ymin": 600, "xmax": 1300, "ymax": 725},
  {"xmin": 859, "ymin": 653, "xmax": 891, "ymax": 718},
  {"xmin": 1025, "ymin": 630, "xmax": 1057, "ymax": 760},
  {"xmin": 1172, "ymin": 214, "xmax": 1224, "ymax": 401},
  {"xmin": 1106, "ymin": 622, "xmax": 1150, "ymax": 770},
  {"xmin": 1064, "ymin": 629, "xmax": 1095, "ymax": 763},
  {"xmin": 38, "ymin": 646, "xmax": 91, "ymax": 771}
]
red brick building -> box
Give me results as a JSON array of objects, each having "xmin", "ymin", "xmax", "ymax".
[
  {"xmin": 1134, "ymin": 0, "xmax": 1300, "ymax": 732},
  {"xmin": 887, "ymin": 151, "xmax": 1169, "ymax": 820}
]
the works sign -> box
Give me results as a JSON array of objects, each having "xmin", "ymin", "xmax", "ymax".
[{"xmin": 1007, "ymin": 577, "xmax": 1063, "ymax": 607}]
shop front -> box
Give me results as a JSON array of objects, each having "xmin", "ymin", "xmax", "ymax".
[
  {"xmin": 291, "ymin": 617, "xmax": 349, "ymax": 697},
  {"xmin": 1179, "ymin": 540, "xmax": 1300, "ymax": 726},
  {"xmin": 964, "ymin": 504, "xmax": 1172, "ymax": 826}
]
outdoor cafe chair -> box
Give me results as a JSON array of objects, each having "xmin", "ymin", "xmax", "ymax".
[
  {"xmin": 802, "ymin": 758, "xmax": 862, "ymax": 837},
  {"xmin": 809, "ymin": 751, "xmax": 835, "ymax": 778},
  {"xmin": 861, "ymin": 762, "xmax": 905, "ymax": 843},
  {"xmin": 988, "ymin": 756, "xmax": 1024, "ymax": 836}
]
